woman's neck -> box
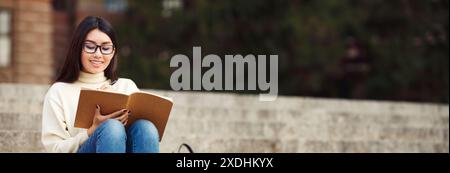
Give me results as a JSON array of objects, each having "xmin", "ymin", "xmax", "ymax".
[{"xmin": 77, "ymin": 71, "xmax": 107, "ymax": 84}]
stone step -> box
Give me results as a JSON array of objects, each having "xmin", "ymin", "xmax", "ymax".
[
  {"xmin": 0, "ymin": 130, "xmax": 44, "ymax": 153},
  {"xmin": 0, "ymin": 93, "xmax": 449, "ymax": 118},
  {"xmin": 1, "ymin": 98, "xmax": 447, "ymax": 119},
  {"xmin": 1, "ymin": 84, "xmax": 448, "ymax": 153},
  {"xmin": 1, "ymin": 129, "xmax": 447, "ymax": 153},
  {"xmin": 170, "ymin": 106, "xmax": 449, "ymax": 127},
  {"xmin": 2, "ymin": 109, "xmax": 448, "ymax": 151},
  {"xmin": 2, "ymin": 109, "xmax": 448, "ymax": 135},
  {"xmin": 0, "ymin": 99, "xmax": 43, "ymax": 115},
  {"xmin": 296, "ymin": 140, "xmax": 449, "ymax": 153},
  {"xmin": 1, "ymin": 84, "xmax": 448, "ymax": 118},
  {"xmin": 0, "ymin": 129, "xmax": 178, "ymax": 153},
  {"xmin": 161, "ymin": 136, "xmax": 449, "ymax": 153},
  {"xmin": 0, "ymin": 112, "xmax": 41, "ymax": 130},
  {"xmin": 0, "ymin": 84, "xmax": 47, "ymax": 100},
  {"xmin": 2, "ymin": 100, "xmax": 448, "ymax": 123},
  {"xmin": 164, "ymin": 119, "xmax": 448, "ymax": 141}
]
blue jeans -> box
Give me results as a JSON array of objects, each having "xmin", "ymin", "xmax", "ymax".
[{"xmin": 77, "ymin": 119, "xmax": 160, "ymax": 153}]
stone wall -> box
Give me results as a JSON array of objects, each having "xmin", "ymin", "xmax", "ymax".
[{"xmin": 0, "ymin": 83, "xmax": 448, "ymax": 152}]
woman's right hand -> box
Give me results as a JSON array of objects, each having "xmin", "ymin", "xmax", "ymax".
[{"xmin": 87, "ymin": 105, "xmax": 130, "ymax": 136}]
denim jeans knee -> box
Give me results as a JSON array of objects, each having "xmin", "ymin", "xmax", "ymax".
[
  {"xmin": 99, "ymin": 119, "xmax": 127, "ymax": 140},
  {"xmin": 126, "ymin": 119, "xmax": 160, "ymax": 153}
]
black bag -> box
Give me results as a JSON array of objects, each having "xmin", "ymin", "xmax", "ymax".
[{"xmin": 177, "ymin": 143, "xmax": 194, "ymax": 153}]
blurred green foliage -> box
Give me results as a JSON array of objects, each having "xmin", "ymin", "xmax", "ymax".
[{"xmin": 116, "ymin": 0, "xmax": 448, "ymax": 103}]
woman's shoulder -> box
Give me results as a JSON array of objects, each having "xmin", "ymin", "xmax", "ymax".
[
  {"xmin": 45, "ymin": 82, "xmax": 77, "ymax": 98},
  {"xmin": 114, "ymin": 78, "xmax": 138, "ymax": 87},
  {"xmin": 114, "ymin": 78, "xmax": 139, "ymax": 93},
  {"xmin": 48, "ymin": 82, "xmax": 74, "ymax": 91},
  {"xmin": 116, "ymin": 78, "xmax": 136, "ymax": 84}
]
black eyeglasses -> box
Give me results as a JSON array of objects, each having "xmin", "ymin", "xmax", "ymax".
[{"xmin": 83, "ymin": 41, "xmax": 115, "ymax": 55}]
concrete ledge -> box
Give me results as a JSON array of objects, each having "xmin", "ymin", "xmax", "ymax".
[{"xmin": 0, "ymin": 83, "xmax": 448, "ymax": 152}]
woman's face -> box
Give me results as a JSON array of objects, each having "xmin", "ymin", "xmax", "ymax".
[{"xmin": 81, "ymin": 29, "xmax": 115, "ymax": 74}]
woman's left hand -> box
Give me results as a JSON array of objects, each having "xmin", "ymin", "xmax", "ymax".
[
  {"xmin": 97, "ymin": 83, "xmax": 128, "ymax": 125},
  {"xmin": 115, "ymin": 111, "xmax": 129, "ymax": 126},
  {"xmin": 98, "ymin": 83, "xmax": 112, "ymax": 91}
]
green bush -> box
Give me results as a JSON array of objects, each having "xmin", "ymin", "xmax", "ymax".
[{"xmin": 116, "ymin": 0, "xmax": 448, "ymax": 103}]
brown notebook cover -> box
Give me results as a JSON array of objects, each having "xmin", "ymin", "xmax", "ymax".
[{"xmin": 74, "ymin": 89, "xmax": 173, "ymax": 141}]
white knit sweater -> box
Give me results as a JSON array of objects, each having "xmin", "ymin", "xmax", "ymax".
[{"xmin": 41, "ymin": 71, "xmax": 139, "ymax": 153}]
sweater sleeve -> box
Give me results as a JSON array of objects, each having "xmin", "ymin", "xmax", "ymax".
[
  {"xmin": 41, "ymin": 94, "xmax": 89, "ymax": 153},
  {"xmin": 124, "ymin": 78, "xmax": 140, "ymax": 94}
]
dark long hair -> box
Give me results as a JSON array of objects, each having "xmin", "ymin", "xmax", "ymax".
[{"xmin": 55, "ymin": 16, "xmax": 118, "ymax": 83}]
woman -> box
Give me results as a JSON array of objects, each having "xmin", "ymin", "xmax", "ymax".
[{"xmin": 41, "ymin": 16, "xmax": 159, "ymax": 153}]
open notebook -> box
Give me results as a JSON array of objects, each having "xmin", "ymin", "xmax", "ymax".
[{"xmin": 74, "ymin": 88, "xmax": 173, "ymax": 141}]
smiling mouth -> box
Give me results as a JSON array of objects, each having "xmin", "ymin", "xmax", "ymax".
[{"xmin": 89, "ymin": 60, "xmax": 104, "ymax": 67}]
